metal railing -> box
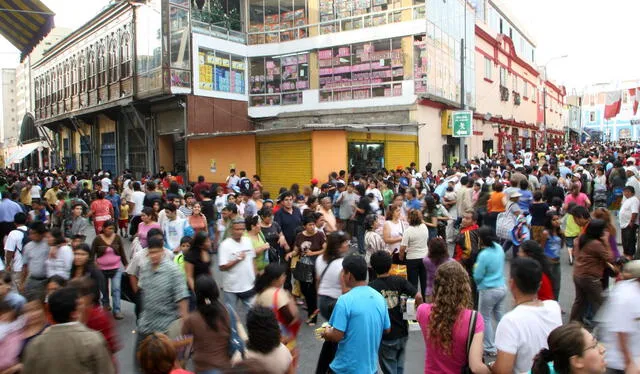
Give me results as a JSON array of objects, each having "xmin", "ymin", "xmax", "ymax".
[
  {"xmin": 247, "ymin": 5, "xmax": 425, "ymax": 45},
  {"xmin": 192, "ymin": 19, "xmax": 247, "ymax": 43}
]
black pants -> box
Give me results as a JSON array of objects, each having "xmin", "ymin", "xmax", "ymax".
[
  {"xmin": 316, "ymin": 296, "xmax": 338, "ymax": 374},
  {"xmin": 570, "ymin": 276, "xmax": 604, "ymax": 323},
  {"xmin": 407, "ymin": 258, "xmax": 427, "ymax": 296},
  {"xmin": 299, "ymin": 280, "xmax": 318, "ymax": 320},
  {"xmin": 621, "ymin": 225, "xmax": 637, "ymax": 257},
  {"xmin": 129, "ymin": 215, "xmax": 142, "ymax": 236}
]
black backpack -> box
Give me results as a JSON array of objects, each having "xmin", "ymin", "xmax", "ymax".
[{"xmin": 13, "ymin": 227, "xmax": 30, "ymax": 254}]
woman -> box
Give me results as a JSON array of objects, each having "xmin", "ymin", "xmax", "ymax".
[
  {"xmin": 569, "ymin": 219, "xmax": 613, "ymax": 322},
  {"xmin": 541, "ymin": 212, "xmax": 564, "ymax": 301},
  {"xmin": 69, "ymin": 243, "xmax": 105, "ymax": 301},
  {"xmin": 423, "ymin": 237, "xmax": 452, "ymax": 302},
  {"xmin": 364, "ymin": 214, "xmax": 385, "ymax": 280},
  {"xmin": 383, "ymin": 204, "xmax": 405, "ymax": 256},
  {"xmin": 259, "ymin": 207, "xmax": 286, "ymax": 264},
  {"xmin": 254, "ymin": 263, "xmax": 300, "ymax": 360},
  {"xmin": 137, "ymin": 207, "xmax": 161, "ymax": 249},
  {"xmin": 422, "ymin": 195, "xmax": 439, "ymax": 240},
  {"xmin": 287, "ymin": 215, "xmax": 325, "ymax": 325},
  {"xmin": 91, "ymin": 220, "xmax": 127, "ymax": 319},
  {"xmin": 592, "ymin": 207, "xmax": 621, "ymax": 289},
  {"xmin": 181, "ymin": 275, "xmax": 232, "ymax": 373},
  {"xmin": 246, "ymin": 216, "xmax": 270, "ymax": 274},
  {"xmin": 486, "ymin": 182, "xmax": 506, "ymax": 232},
  {"xmin": 44, "ymin": 228, "xmax": 73, "ymax": 280},
  {"xmin": 317, "ymin": 196, "xmax": 337, "ymax": 233},
  {"xmin": 472, "ymin": 227, "xmax": 506, "ymax": 357},
  {"xmin": 518, "ymin": 240, "xmax": 555, "ymax": 301},
  {"xmin": 531, "ymin": 322, "xmax": 606, "ymax": 374},
  {"xmin": 399, "ymin": 209, "xmax": 429, "ymax": 295},
  {"xmin": 138, "ymin": 333, "xmax": 193, "ymax": 374},
  {"xmin": 90, "ymin": 191, "xmax": 114, "ymax": 234},
  {"xmin": 314, "ymin": 231, "xmax": 350, "ymax": 374},
  {"xmin": 243, "ymin": 306, "xmax": 293, "ymax": 374},
  {"xmin": 188, "ymin": 202, "xmax": 208, "ymax": 236},
  {"xmin": 416, "ymin": 261, "xmax": 490, "ymax": 374},
  {"xmin": 184, "ymin": 231, "xmax": 212, "ymax": 294},
  {"xmin": 252, "ymin": 175, "xmax": 263, "ymax": 192}
]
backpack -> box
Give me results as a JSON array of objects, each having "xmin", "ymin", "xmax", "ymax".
[{"xmin": 12, "ymin": 227, "xmax": 30, "ymax": 254}]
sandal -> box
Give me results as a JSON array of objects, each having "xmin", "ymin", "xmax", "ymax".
[{"xmin": 306, "ymin": 309, "xmax": 320, "ymax": 326}]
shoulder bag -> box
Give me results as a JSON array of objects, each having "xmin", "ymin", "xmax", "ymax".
[{"xmin": 461, "ymin": 310, "xmax": 478, "ymax": 374}]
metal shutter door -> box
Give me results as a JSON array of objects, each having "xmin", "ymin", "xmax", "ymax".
[
  {"xmin": 385, "ymin": 141, "xmax": 417, "ymax": 171},
  {"xmin": 259, "ymin": 140, "xmax": 312, "ymax": 194}
]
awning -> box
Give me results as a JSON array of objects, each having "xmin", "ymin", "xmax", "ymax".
[
  {"xmin": 5, "ymin": 141, "xmax": 47, "ymax": 165},
  {"xmin": 0, "ymin": 0, "xmax": 55, "ymax": 61}
]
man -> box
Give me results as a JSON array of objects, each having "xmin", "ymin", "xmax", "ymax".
[
  {"xmin": 29, "ymin": 180, "xmax": 42, "ymax": 203},
  {"xmin": 454, "ymin": 210, "xmax": 480, "ymax": 306},
  {"xmin": 456, "ymin": 176, "xmax": 473, "ymax": 218},
  {"xmin": 100, "ymin": 172, "xmax": 112, "ymax": 193},
  {"xmin": 598, "ymin": 260, "xmax": 640, "ymax": 374},
  {"xmin": 136, "ymin": 236, "xmax": 189, "ymax": 353},
  {"xmin": 225, "ymin": 168, "xmax": 240, "ymax": 192},
  {"xmin": 336, "ymin": 183, "xmax": 357, "ymax": 234},
  {"xmin": 0, "ymin": 193, "xmax": 23, "ymax": 258},
  {"xmin": 142, "ymin": 181, "xmax": 163, "ymax": 209},
  {"xmin": 192, "ymin": 175, "xmax": 210, "ymax": 201},
  {"xmin": 220, "ymin": 203, "xmax": 239, "ymax": 241},
  {"xmin": 4, "ymin": 213, "xmax": 28, "ymax": 291},
  {"xmin": 179, "ymin": 192, "xmax": 196, "ymax": 217},
  {"xmin": 43, "ymin": 182, "xmax": 60, "ymax": 211},
  {"xmin": 105, "ymin": 185, "xmax": 121, "ymax": 225},
  {"xmin": 491, "ymin": 258, "xmax": 562, "ymax": 374},
  {"xmin": 236, "ymin": 171, "xmax": 252, "ymax": 195},
  {"xmin": 162, "ymin": 205, "xmax": 191, "ymax": 253},
  {"xmin": 369, "ymin": 251, "xmax": 423, "ymax": 374},
  {"xmin": 624, "ymin": 166, "xmax": 640, "ymax": 199},
  {"xmin": 20, "ymin": 181, "xmax": 32, "ymax": 209},
  {"xmin": 28, "ymin": 199, "xmax": 50, "ymax": 226},
  {"xmin": 218, "ymin": 218, "xmax": 256, "ymax": 314},
  {"xmin": 157, "ymin": 195, "xmax": 186, "ymax": 228},
  {"xmin": 322, "ymin": 255, "xmax": 391, "ymax": 374},
  {"xmin": 274, "ymin": 192, "xmax": 301, "ymax": 253},
  {"xmin": 620, "ymin": 185, "xmax": 639, "ymax": 259},
  {"xmin": 242, "ymin": 190, "xmax": 258, "ymax": 218},
  {"xmin": 22, "ymin": 287, "xmax": 115, "ymax": 374},
  {"xmin": 404, "ymin": 188, "xmax": 421, "ymax": 211},
  {"xmin": 20, "ymin": 222, "xmax": 50, "ymax": 296},
  {"xmin": 128, "ymin": 182, "xmax": 146, "ymax": 236}
]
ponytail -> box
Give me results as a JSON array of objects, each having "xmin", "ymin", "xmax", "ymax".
[{"xmin": 530, "ymin": 348, "xmax": 553, "ymax": 374}]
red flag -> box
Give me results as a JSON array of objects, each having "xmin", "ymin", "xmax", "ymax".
[
  {"xmin": 604, "ymin": 91, "xmax": 622, "ymax": 120},
  {"xmin": 635, "ymin": 87, "xmax": 640, "ymax": 115}
]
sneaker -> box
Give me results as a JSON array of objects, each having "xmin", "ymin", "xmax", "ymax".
[{"xmin": 113, "ymin": 312, "xmax": 124, "ymax": 320}]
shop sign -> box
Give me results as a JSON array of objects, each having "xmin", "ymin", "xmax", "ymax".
[{"xmin": 452, "ymin": 110, "xmax": 473, "ymax": 137}]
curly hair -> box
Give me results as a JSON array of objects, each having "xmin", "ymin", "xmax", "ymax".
[{"xmin": 428, "ymin": 261, "xmax": 472, "ymax": 354}]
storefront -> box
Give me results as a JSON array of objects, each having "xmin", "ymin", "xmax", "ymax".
[{"xmin": 257, "ymin": 132, "xmax": 312, "ymax": 193}]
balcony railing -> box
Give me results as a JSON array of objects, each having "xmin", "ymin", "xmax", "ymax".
[
  {"xmin": 192, "ymin": 19, "xmax": 246, "ymax": 43},
  {"xmin": 247, "ymin": 5, "xmax": 425, "ymax": 45}
]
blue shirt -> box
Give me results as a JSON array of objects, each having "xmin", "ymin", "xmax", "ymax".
[
  {"xmin": 329, "ymin": 285, "xmax": 390, "ymax": 374},
  {"xmin": 559, "ymin": 166, "xmax": 571, "ymax": 178},
  {"xmin": 0, "ymin": 198, "xmax": 23, "ymax": 222},
  {"xmin": 517, "ymin": 189, "xmax": 533, "ymax": 213},
  {"xmin": 544, "ymin": 233, "xmax": 562, "ymax": 259},
  {"xmin": 406, "ymin": 198, "xmax": 422, "ymax": 211},
  {"xmin": 473, "ymin": 242, "xmax": 506, "ymax": 290},
  {"xmin": 105, "ymin": 194, "xmax": 121, "ymax": 220}
]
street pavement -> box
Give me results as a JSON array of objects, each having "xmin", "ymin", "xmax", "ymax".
[{"xmin": 104, "ymin": 231, "xmax": 583, "ymax": 373}]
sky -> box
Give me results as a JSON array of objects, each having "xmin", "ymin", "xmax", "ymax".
[{"xmin": 0, "ymin": 0, "xmax": 638, "ymax": 91}]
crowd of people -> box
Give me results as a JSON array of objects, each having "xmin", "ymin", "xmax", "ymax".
[{"xmin": 0, "ymin": 140, "xmax": 639, "ymax": 374}]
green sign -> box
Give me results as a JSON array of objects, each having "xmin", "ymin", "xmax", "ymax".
[{"xmin": 452, "ymin": 110, "xmax": 473, "ymax": 137}]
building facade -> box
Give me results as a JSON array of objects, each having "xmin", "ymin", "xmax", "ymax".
[
  {"xmin": 581, "ymin": 82, "xmax": 640, "ymax": 142},
  {"xmin": 1, "ymin": 69, "xmax": 17, "ymax": 149}
]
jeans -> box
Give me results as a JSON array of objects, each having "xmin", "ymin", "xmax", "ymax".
[
  {"xmin": 316, "ymin": 295, "xmax": 338, "ymax": 374},
  {"xmin": 223, "ymin": 290, "xmax": 255, "ymax": 316},
  {"xmin": 621, "ymin": 225, "xmax": 637, "ymax": 257},
  {"xmin": 378, "ymin": 336, "xmax": 409, "ymax": 374},
  {"xmin": 318, "ymin": 295, "xmax": 337, "ymax": 321},
  {"xmin": 548, "ymin": 260, "xmax": 561, "ymax": 301},
  {"xmin": 570, "ymin": 276, "xmax": 603, "ymax": 323},
  {"xmin": 478, "ymin": 286, "xmax": 507, "ymax": 354},
  {"xmin": 101, "ymin": 267, "xmax": 122, "ymax": 313},
  {"xmin": 406, "ymin": 258, "xmax": 427, "ymax": 296},
  {"xmin": 207, "ymin": 222, "xmax": 216, "ymax": 243}
]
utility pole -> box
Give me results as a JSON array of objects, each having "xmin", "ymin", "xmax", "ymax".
[{"xmin": 459, "ymin": 4, "xmax": 467, "ymax": 165}]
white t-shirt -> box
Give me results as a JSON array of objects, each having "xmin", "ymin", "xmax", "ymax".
[
  {"xmin": 218, "ymin": 236, "xmax": 255, "ymax": 293},
  {"xmin": 130, "ymin": 191, "xmax": 146, "ymax": 216},
  {"xmin": 30, "ymin": 185, "xmax": 42, "ymax": 199},
  {"xmin": 620, "ymin": 196, "xmax": 639, "ymax": 229},
  {"xmin": 400, "ymin": 223, "xmax": 429, "ymax": 260},
  {"xmin": 315, "ymin": 257, "xmax": 344, "ymax": 299},
  {"xmin": 598, "ymin": 279, "xmax": 640, "ymax": 370},
  {"xmin": 45, "ymin": 245, "xmax": 74, "ymax": 279},
  {"xmin": 101, "ymin": 177, "xmax": 112, "ymax": 192},
  {"xmin": 523, "ymin": 152, "xmax": 533, "ymax": 166},
  {"xmin": 4, "ymin": 227, "xmax": 27, "ymax": 272},
  {"xmin": 495, "ymin": 300, "xmax": 562, "ymax": 374},
  {"xmin": 163, "ymin": 218, "xmax": 188, "ymax": 251}
]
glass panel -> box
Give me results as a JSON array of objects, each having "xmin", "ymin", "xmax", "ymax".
[
  {"xmin": 293, "ymin": 0, "xmax": 307, "ymax": 38},
  {"xmin": 249, "ymin": 0, "xmax": 265, "ymax": 44},
  {"xmin": 170, "ymin": 0, "xmax": 190, "ymax": 6},
  {"xmin": 214, "ymin": 52, "xmax": 231, "ymax": 91},
  {"xmin": 231, "ymin": 55, "xmax": 246, "ymax": 94},
  {"xmin": 280, "ymin": 0, "xmax": 293, "ymax": 41},
  {"xmin": 169, "ymin": 6, "xmax": 191, "ymax": 70},
  {"xmin": 198, "ymin": 50, "xmax": 213, "ymax": 90},
  {"xmin": 170, "ymin": 69, "xmax": 191, "ymax": 89},
  {"xmin": 264, "ymin": 0, "xmax": 280, "ymax": 43},
  {"xmin": 265, "ymin": 57, "xmax": 281, "ymax": 94},
  {"xmin": 136, "ymin": 0, "xmax": 163, "ymax": 94},
  {"xmin": 250, "ymin": 57, "xmax": 266, "ymax": 94}
]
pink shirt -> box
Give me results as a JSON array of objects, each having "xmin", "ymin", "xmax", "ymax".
[
  {"xmin": 137, "ymin": 222, "xmax": 161, "ymax": 248},
  {"xmin": 564, "ymin": 192, "xmax": 589, "ymax": 208},
  {"xmin": 416, "ymin": 304, "xmax": 484, "ymax": 374},
  {"xmin": 96, "ymin": 246, "xmax": 121, "ymax": 270}
]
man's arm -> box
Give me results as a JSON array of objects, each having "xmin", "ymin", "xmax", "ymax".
[
  {"xmin": 322, "ymin": 326, "xmax": 345, "ymax": 343},
  {"xmin": 490, "ymin": 350, "xmax": 516, "ymax": 374},
  {"xmin": 177, "ymin": 298, "xmax": 189, "ymax": 320},
  {"xmin": 219, "ymin": 252, "xmax": 246, "ymax": 271}
]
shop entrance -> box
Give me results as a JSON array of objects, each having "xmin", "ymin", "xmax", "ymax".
[{"xmin": 348, "ymin": 142, "xmax": 384, "ymax": 175}]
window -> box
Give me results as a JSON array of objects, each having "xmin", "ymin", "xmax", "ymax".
[
  {"xmin": 108, "ymin": 38, "xmax": 118, "ymax": 83},
  {"xmin": 512, "ymin": 74, "xmax": 518, "ymax": 92},
  {"xmin": 57, "ymin": 65, "xmax": 63, "ymax": 100},
  {"xmin": 192, "ymin": 0, "xmax": 243, "ymax": 32},
  {"xmin": 89, "ymin": 50, "xmax": 97, "ymax": 90},
  {"xmin": 249, "ymin": 52, "xmax": 309, "ymax": 106},
  {"xmin": 198, "ymin": 48, "xmax": 246, "ymax": 94},
  {"xmin": 64, "ymin": 62, "xmax": 70, "ymax": 98},
  {"xmin": 499, "ymin": 67, "xmax": 507, "ymax": 86},
  {"xmin": 98, "ymin": 44, "xmax": 107, "ymax": 87},
  {"xmin": 484, "ymin": 57, "xmax": 491, "ymax": 80},
  {"xmin": 120, "ymin": 32, "xmax": 131, "ymax": 78},
  {"xmin": 589, "ymin": 111, "xmax": 596, "ymax": 122},
  {"xmin": 623, "ymin": 90, "xmax": 630, "ymax": 104},
  {"xmin": 523, "ymin": 81, "xmax": 528, "ymax": 97},
  {"xmin": 71, "ymin": 58, "xmax": 78, "ymax": 95},
  {"xmin": 248, "ymin": 0, "xmax": 308, "ymax": 44},
  {"xmin": 79, "ymin": 54, "xmax": 87, "ymax": 92}
]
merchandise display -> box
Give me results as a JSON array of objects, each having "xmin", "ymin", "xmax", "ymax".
[
  {"xmin": 249, "ymin": 53, "xmax": 310, "ymax": 106},
  {"xmin": 198, "ymin": 49, "xmax": 246, "ymax": 94}
]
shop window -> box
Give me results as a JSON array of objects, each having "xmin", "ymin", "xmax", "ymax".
[
  {"xmin": 249, "ymin": 53, "xmax": 309, "ymax": 106},
  {"xmin": 198, "ymin": 48, "xmax": 246, "ymax": 94},
  {"xmin": 249, "ymin": 0, "xmax": 307, "ymax": 44},
  {"xmin": 319, "ymin": 39, "xmax": 404, "ymax": 102},
  {"xmin": 348, "ymin": 142, "xmax": 384, "ymax": 174}
]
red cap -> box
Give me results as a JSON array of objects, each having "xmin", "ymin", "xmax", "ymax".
[{"xmin": 310, "ymin": 178, "xmax": 319, "ymax": 185}]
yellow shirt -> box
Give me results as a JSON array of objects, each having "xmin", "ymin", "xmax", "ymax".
[
  {"xmin": 119, "ymin": 204, "xmax": 130, "ymax": 219},
  {"xmin": 20, "ymin": 188, "xmax": 31, "ymax": 205},
  {"xmin": 44, "ymin": 188, "xmax": 58, "ymax": 205}
]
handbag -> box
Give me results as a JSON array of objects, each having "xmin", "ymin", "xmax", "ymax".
[
  {"xmin": 461, "ymin": 310, "xmax": 478, "ymax": 374},
  {"xmin": 225, "ymin": 304, "xmax": 246, "ymax": 360},
  {"xmin": 496, "ymin": 204, "xmax": 516, "ymax": 240},
  {"xmin": 293, "ymin": 255, "xmax": 315, "ymax": 283}
]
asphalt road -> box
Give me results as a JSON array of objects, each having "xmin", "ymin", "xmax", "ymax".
[{"xmin": 102, "ymin": 231, "xmax": 587, "ymax": 373}]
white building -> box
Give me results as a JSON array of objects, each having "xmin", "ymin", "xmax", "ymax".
[{"xmin": 0, "ymin": 68, "xmax": 17, "ymax": 149}]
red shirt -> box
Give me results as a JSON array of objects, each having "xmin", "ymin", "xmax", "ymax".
[
  {"xmin": 86, "ymin": 306, "xmax": 121, "ymax": 354},
  {"xmin": 538, "ymin": 273, "xmax": 554, "ymax": 301},
  {"xmin": 192, "ymin": 182, "xmax": 210, "ymax": 201}
]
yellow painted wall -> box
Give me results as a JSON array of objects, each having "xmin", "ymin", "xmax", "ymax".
[
  {"xmin": 98, "ymin": 114, "xmax": 116, "ymax": 135},
  {"xmin": 311, "ymin": 130, "xmax": 347, "ymax": 181},
  {"xmin": 158, "ymin": 135, "xmax": 175, "ymax": 172},
  {"xmin": 188, "ymin": 135, "xmax": 257, "ymax": 184}
]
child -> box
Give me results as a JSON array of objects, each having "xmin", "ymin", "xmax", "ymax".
[
  {"xmin": 119, "ymin": 198, "xmax": 130, "ymax": 238},
  {"xmin": 173, "ymin": 236, "xmax": 192, "ymax": 275},
  {"xmin": 529, "ymin": 191, "xmax": 549, "ymax": 244},
  {"xmin": 563, "ymin": 202, "xmax": 580, "ymax": 265},
  {"xmin": 541, "ymin": 211, "xmax": 564, "ymax": 300}
]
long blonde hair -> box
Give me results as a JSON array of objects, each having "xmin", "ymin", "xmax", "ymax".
[{"xmin": 428, "ymin": 261, "xmax": 473, "ymax": 353}]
